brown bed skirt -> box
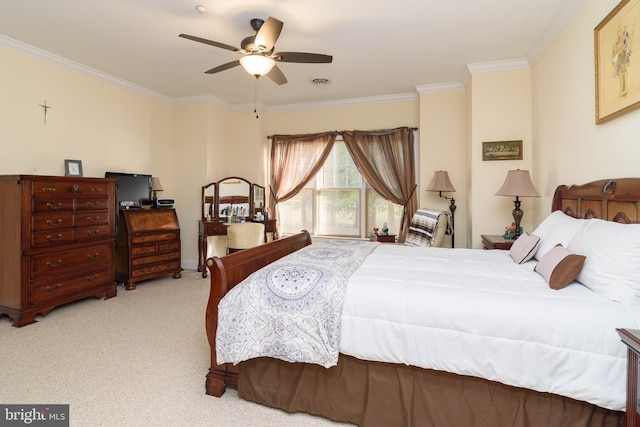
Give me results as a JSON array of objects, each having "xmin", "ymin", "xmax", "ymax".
[{"xmin": 238, "ymin": 354, "xmax": 624, "ymax": 427}]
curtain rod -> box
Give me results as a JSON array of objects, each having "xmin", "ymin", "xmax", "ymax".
[{"xmin": 267, "ymin": 127, "xmax": 418, "ymax": 139}]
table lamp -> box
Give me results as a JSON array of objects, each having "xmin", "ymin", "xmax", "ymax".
[{"xmin": 495, "ymin": 169, "xmax": 540, "ymax": 238}]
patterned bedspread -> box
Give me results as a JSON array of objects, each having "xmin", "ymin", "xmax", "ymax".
[{"xmin": 216, "ymin": 238, "xmax": 379, "ymax": 368}]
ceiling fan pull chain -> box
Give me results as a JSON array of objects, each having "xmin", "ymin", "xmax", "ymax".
[{"xmin": 254, "ymin": 76, "xmax": 259, "ymax": 119}]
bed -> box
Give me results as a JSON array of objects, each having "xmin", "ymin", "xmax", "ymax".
[{"xmin": 204, "ymin": 178, "xmax": 640, "ymax": 427}]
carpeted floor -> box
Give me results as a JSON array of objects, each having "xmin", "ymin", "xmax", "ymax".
[{"xmin": 0, "ymin": 270, "xmax": 352, "ymax": 426}]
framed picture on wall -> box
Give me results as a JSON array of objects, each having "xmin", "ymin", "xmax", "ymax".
[
  {"xmin": 482, "ymin": 140, "xmax": 523, "ymax": 161},
  {"xmin": 595, "ymin": 0, "xmax": 640, "ymax": 123},
  {"xmin": 64, "ymin": 159, "xmax": 83, "ymax": 177}
]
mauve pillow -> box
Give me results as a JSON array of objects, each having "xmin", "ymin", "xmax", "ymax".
[
  {"xmin": 534, "ymin": 244, "xmax": 586, "ymax": 290},
  {"xmin": 509, "ymin": 232, "xmax": 540, "ymax": 264}
]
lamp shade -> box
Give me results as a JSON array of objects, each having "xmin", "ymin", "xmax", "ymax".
[
  {"xmin": 426, "ymin": 170, "xmax": 456, "ymax": 193},
  {"xmin": 239, "ymin": 54, "xmax": 275, "ymax": 77},
  {"xmin": 495, "ymin": 169, "xmax": 539, "ymax": 197},
  {"xmin": 151, "ymin": 177, "xmax": 164, "ymax": 192}
]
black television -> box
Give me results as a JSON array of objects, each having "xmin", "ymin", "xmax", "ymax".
[{"xmin": 104, "ymin": 172, "xmax": 152, "ymax": 208}]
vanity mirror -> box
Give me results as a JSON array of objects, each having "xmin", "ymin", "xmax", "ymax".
[
  {"xmin": 198, "ymin": 177, "xmax": 278, "ymax": 277},
  {"xmin": 202, "ymin": 182, "xmax": 216, "ymax": 221},
  {"xmin": 217, "ymin": 177, "xmax": 251, "ymax": 221},
  {"xmin": 253, "ymin": 184, "xmax": 265, "ymax": 216}
]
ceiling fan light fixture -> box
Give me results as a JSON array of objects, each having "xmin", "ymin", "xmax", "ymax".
[{"xmin": 239, "ymin": 55, "xmax": 275, "ymax": 77}]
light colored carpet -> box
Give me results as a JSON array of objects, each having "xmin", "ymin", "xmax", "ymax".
[{"xmin": 0, "ymin": 270, "xmax": 353, "ymax": 426}]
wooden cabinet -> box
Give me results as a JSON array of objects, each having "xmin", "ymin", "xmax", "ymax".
[
  {"xmin": 116, "ymin": 209, "xmax": 182, "ymax": 290},
  {"xmin": 376, "ymin": 234, "xmax": 396, "ymax": 243},
  {"xmin": 481, "ymin": 234, "xmax": 514, "ymax": 250},
  {"xmin": 0, "ymin": 175, "xmax": 117, "ymax": 327},
  {"xmin": 617, "ymin": 329, "xmax": 640, "ymax": 427}
]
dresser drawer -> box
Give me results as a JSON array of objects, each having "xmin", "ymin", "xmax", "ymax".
[
  {"xmin": 32, "ymin": 212, "xmax": 74, "ymax": 232},
  {"xmin": 75, "ymin": 197, "xmax": 110, "ymax": 211},
  {"xmin": 75, "ymin": 224, "xmax": 111, "ymax": 242},
  {"xmin": 31, "ymin": 243, "xmax": 111, "ymax": 279},
  {"xmin": 131, "ymin": 231, "xmax": 179, "ymax": 244},
  {"xmin": 32, "ymin": 197, "xmax": 74, "ymax": 214},
  {"xmin": 131, "ymin": 244, "xmax": 158, "ymax": 257},
  {"xmin": 31, "ymin": 268, "xmax": 110, "ymax": 306},
  {"xmin": 31, "ymin": 229, "xmax": 75, "ymax": 247},
  {"xmin": 31, "ymin": 179, "xmax": 110, "ymax": 197},
  {"xmin": 131, "ymin": 260, "xmax": 181, "ymax": 278},
  {"xmin": 75, "ymin": 211, "xmax": 109, "ymax": 227},
  {"xmin": 158, "ymin": 241, "xmax": 180, "ymax": 252},
  {"xmin": 132, "ymin": 251, "xmax": 179, "ymax": 267}
]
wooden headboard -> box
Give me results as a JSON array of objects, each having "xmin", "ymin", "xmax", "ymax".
[{"xmin": 552, "ymin": 178, "xmax": 640, "ymax": 223}]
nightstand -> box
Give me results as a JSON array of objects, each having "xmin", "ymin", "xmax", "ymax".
[
  {"xmin": 617, "ymin": 328, "xmax": 640, "ymax": 425},
  {"xmin": 481, "ymin": 234, "xmax": 514, "ymax": 250},
  {"xmin": 376, "ymin": 234, "xmax": 396, "ymax": 243}
]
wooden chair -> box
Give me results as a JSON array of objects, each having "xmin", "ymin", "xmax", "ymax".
[{"xmin": 226, "ymin": 222, "xmax": 265, "ymax": 254}]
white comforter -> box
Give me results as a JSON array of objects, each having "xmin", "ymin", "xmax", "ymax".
[{"xmin": 339, "ymin": 244, "xmax": 640, "ymax": 411}]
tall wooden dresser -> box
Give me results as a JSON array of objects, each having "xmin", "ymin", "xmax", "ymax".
[
  {"xmin": 0, "ymin": 175, "xmax": 117, "ymax": 327},
  {"xmin": 115, "ymin": 209, "xmax": 182, "ymax": 290}
]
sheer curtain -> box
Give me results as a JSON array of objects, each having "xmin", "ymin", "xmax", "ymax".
[
  {"xmin": 342, "ymin": 127, "xmax": 417, "ymax": 243},
  {"xmin": 269, "ymin": 132, "xmax": 338, "ymax": 237}
]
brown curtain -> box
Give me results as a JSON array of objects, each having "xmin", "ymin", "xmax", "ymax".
[
  {"xmin": 342, "ymin": 127, "xmax": 417, "ymax": 243},
  {"xmin": 269, "ymin": 132, "xmax": 338, "ymax": 237}
]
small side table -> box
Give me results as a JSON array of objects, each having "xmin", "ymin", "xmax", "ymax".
[
  {"xmin": 481, "ymin": 234, "xmax": 514, "ymax": 250},
  {"xmin": 617, "ymin": 328, "xmax": 640, "ymax": 426},
  {"xmin": 377, "ymin": 234, "xmax": 396, "ymax": 243}
]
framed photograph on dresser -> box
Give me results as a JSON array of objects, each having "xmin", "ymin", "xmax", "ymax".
[{"xmin": 64, "ymin": 159, "xmax": 83, "ymax": 177}]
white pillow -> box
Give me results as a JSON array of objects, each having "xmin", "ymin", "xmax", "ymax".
[
  {"xmin": 509, "ymin": 232, "xmax": 540, "ymax": 264},
  {"xmin": 531, "ymin": 211, "xmax": 585, "ymax": 261},
  {"xmin": 567, "ymin": 219, "xmax": 640, "ymax": 306}
]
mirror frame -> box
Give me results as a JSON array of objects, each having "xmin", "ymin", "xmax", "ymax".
[
  {"xmin": 253, "ymin": 184, "xmax": 265, "ymax": 214},
  {"xmin": 216, "ymin": 176, "xmax": 252, "ymax": 221},
  {"xmin": 201, "ymin": 182, "xmax": 216, "ymax": 221}
]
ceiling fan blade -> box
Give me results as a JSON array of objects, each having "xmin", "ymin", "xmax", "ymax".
[
  {"xmin": 274, "ymin": 52, "xmax": 333, "ymax": 63},
  {"xmin": 179, "ymin": 33, "xmax": 240, "ymax": 53},
  {"xmin": 267, "ymin": 65, "xmax": 288, "ymax": 85},
  {"xmin": 205, "ymin": 60, "xmax": 241, "ymax": 74},
  {"xmin": 254, "ymin": 17, "xmax": 283, "ymax": 52}
]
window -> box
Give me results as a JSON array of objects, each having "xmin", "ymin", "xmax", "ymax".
[{"xmin": 279, "ymin": 141, "xmax": 404, "ymax": 238}]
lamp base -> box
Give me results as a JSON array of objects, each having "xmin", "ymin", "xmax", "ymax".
[{"xmin": 512, "ymin": 197, "xmax": 523, "ymax": 239}]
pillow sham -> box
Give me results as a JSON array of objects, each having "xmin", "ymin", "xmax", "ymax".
[
  {"xmin": 531, "ymin": 210, "xmax": 585, "ymax": 261},
  {"xmin": 509, "ymin": 232, "xmax": 540, "ymax": 264},
  {"xmin": 567, "ymin": 218, "xmax": 640, "ymax": 305},
  {"xmin": 534, "ymin": 244, "xmax": 585, "ymax": 290}
]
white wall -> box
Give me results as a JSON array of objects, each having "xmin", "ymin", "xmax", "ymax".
[{"xmin": 531, "ymin": 0, "xmax": 640, "ymax": 225}]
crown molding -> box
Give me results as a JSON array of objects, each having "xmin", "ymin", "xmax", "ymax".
[
  {"xmin": 527, "ymin": 0, "xmax": 587, "ymax": 65},
  {"xmin": 415, "ymin": 82, "xmax": 465, "ymax": 94},
  {"xmin": 268, "ymin": 92, "xmax": 418, "ymax": 113},
  {"xmin": 0, "ymin": 34, "xmax": 174, "ymax": 104}
]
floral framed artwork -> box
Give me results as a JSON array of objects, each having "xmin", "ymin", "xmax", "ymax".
[
  {"xmin": 595, "ymin": 0, "xmax": 640, "ymax": 123},
  {"xmin": 64, "ymin": 159, "xmax": 83, "ymax": 177},
  {"xmin": 482, "ymin": 140, "xmax": 523, "ymax": 161}
]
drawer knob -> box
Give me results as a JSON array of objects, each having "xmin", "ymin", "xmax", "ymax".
[
  {"xmin": 86, "ymin": 216, "xmax": 100, "ymax": 223},
  {"xmin": 86, "ymin": 201, "xmax": 99, "ymax": 208},
  {"xmin": 86, "ymin": 253, "xmax": 100, "ymax": 260},
  {"xmin": 46, "ymin": 202, "xmax": 63, "ymax": 210},
  {"xmin": 45, "ymin": 259, "xmax": 63, "ymax": 268},
  {"xmin": 46, "ymin": 219, "xmax": 63, "ymax": 226},
  {"xmin": 46, "ymin": 233, "xmax": 63, "ymax": 241},
  {"xmin": 41, "ymin": 187, "xmax": 57, "ymax": 192},
  {"xmin": 46, "ymin": 283, "xmax": 62, "ymax": 292},
  {"xmin": 86, "ymin": 230, "xmax": 101, "ymax": 237},
  {"xmin": 91, "ymin": 187, "xmax": 104, "ymax": 192}
]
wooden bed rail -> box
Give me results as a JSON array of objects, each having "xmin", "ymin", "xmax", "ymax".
[{"xmin": 204, "ymin": 230, "xmax": 313, "ymax": 397}]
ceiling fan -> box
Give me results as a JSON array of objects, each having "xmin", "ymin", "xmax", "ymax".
[{"xmin": 179, "ymin": 17, "xmax": 333, "ymax": 85}]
